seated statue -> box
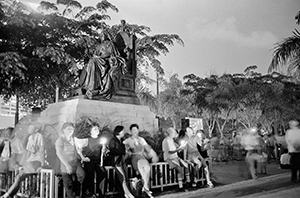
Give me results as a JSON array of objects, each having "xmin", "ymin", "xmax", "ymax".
[{"xmin": 79, "ymin": 31, "xmax": 127, "ymax": 99}]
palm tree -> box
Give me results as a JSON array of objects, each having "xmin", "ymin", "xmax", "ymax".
[{"xmin": 268, "ymin": 11, "xmax": 300, "ymax": 75}]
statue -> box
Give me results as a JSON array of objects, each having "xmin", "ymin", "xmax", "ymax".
[
  {"xmin": 114, "ymin": 20, "xmax": 136, "ymax": 76},
  {"xmin": 78, "ymin": 20, "xmax": 138, "ymax": 103},
  {"xmin": 79, "ymin": 31, "xmax": 127, "ymax": 100}
]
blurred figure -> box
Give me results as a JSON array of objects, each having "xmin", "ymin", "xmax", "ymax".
[
  {"xmin": 162, "ymin": 127, "xmax": 189, "ymax": 191},
  {"xmin": 55, "ymin": 122, "xmax": 84, "ymax": 198},
  {"xmin": 123, "ymin": 124, "xmax": 158, "ymax": 198},
  {"xmin": 232, "ymin": 131, "xmax": 243, "ymax": 161},
  {"xmin": 280, "ymin": 149, "xmax": 291, "ymax": 169},
  {"xmin": 196, "ymin": 130, "xmax": 214, "ymax": 180},
  {"xmin": 185, "ymin": 127, "xmax": 214, "ymax": 188},
  {"xmin": 241, "ymin": 127, "xmax": 262, "ymax": 180},
  {"xmin": 264, "ymin": 133, "xmax": 277, "ymax": 163},
  {"xmin": 25, "ymin": 122, "xmax": 45, "ymax": 172},
  {"xmin": 210, "ymin": 134, "xmax": 221, "ymax": 162},
  {"xmin": 257, "ymin": 134, "xmax": 267, "ymax": 174},
  {"xmin": 108, "ymin": 125, "xmax": 134, "ymax": 198},
  {"xmin": 285, "ymin": 120, "xmax": 300, "ymax": 182},
  {"xmin": 0, "ymin": 127, "xmax": 14, "ymax": 174},
  {"xmin": 0, "ymin": 122, "xmax": 45, "ymax": 198}
]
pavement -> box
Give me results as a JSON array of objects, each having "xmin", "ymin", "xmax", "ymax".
[{"xmin": 154, "ymin": 160, "xmax": 299, "ymax": 198}]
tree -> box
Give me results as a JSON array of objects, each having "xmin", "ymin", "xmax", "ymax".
[
  {"xmin": 182, "ymin": 74, "xmax": 220, "ymax": 137},
  {"xmin": 268, "ymin": 11, "xmax": 300, "ymax": 77},
  {"xmin": 183, "ymin": 66, "xmax": 300, "ymax": 137},
  {"xmin": 157, "ymin": 74, "xmax": 195, "ymax": 128},
  {"xmin": 0, "ymin": 0, "xmax": 183, "ymax": 115}
]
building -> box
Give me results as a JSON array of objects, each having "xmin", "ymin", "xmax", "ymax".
[{"xmin": 0, "ymin": 97, "xmax": 30, "ymax": 129}]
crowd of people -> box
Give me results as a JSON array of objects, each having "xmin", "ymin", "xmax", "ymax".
[{"xmin": 0, "ymin": 119, "xmax": 299, "ymax": 198}]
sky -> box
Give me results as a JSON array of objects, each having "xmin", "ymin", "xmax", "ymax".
[{"xmin": 23, "ymin": 0, "xmax": 300, "ymax": 79}]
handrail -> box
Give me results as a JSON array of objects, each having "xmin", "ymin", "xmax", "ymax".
[{"xmin": 0, "ymin": 162, "xmax": 206, "ymax": 197}]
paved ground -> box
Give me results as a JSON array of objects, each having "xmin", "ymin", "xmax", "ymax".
[
  {"xmin": 154, "ymin": 160, "xmax": 293, "ymax": 198},
  {"xmin": 209, "ymin": 159, "xmax": 289, "ymax": 185}
]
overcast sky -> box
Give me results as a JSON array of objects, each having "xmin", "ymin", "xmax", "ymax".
[{"xmin": 24, "ymin": 0, "xmax": 300, "ymax": 79}]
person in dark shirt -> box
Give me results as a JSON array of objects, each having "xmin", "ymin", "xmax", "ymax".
[
  {"xmin": 74, "ymin": 124, "xmax": 106, "ymax": 198},
  {"xmin": 109, "ymin": 125, "xmax": 134, "ymax": 198}
]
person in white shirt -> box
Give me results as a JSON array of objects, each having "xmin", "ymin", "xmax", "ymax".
[
  {"xmin": 285, "ymin": 120, "xmax": 300, "ymax": 182},
  {"xmin": 162, "ymin": 127, "xmax": 189, "ymax": 191},
  {"xmin": 280, "ymin": 149, "xmax": 291, "ymax": 169},
  {"xmin": 241, "ymin": 127, "xmax": 262, "ymax": 180}
]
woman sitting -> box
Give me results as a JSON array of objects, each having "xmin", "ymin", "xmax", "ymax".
[{"xmin": 123, "ymin": 124, "xmax": 158, "ymax": 198}]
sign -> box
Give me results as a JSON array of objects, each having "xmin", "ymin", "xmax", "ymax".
[{"xmin": 185, "ymin": 117, "xmax": 203, "ymax": 131}]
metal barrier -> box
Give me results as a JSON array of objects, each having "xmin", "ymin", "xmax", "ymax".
[{"xmin": 0, "ymin": 162, "xmax": 206, "ymax": 198}]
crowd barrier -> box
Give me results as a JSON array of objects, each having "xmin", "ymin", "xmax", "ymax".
[{"xmin": 0, "ymin": 162, "xmax": 206, "ymax": 198}]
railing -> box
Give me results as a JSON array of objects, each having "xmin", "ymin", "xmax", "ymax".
[{"xmin": 0, "ymin": 162, "xmax": 206, "ymax": 198}]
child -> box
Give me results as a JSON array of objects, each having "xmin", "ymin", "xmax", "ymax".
[{"xmin": 280, "ymin": 149, "xmax": 291, "ymax": 169}]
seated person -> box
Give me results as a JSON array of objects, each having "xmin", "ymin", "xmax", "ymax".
[
  {"xmin": 162, "ymin": 127, "xmax": 190, "ymax": 191},
  {"xmin": 123, "ymin": 124, "xmax": 158, "ymax": 198},
  {"xmin": 185, "ymin": 127, "xmax": 214, "ymax": 188}
]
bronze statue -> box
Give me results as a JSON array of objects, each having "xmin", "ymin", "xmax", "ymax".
[
  {"xmin": 78, "ymin": 20, "xmax": 138, "ymax": 102},
  {"xmin": 79, "ymin": 31, "xmax": 127, "ymax": 100}
]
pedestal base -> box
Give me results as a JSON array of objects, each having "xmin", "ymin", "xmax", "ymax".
[{"xmin": 38, "ymin": 99, "xmax": 158, "ymax": 133}]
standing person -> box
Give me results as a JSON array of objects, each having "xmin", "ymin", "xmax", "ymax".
[
  {"xmin": 0, "ymin": 122, "xmax": 45, "ymax": 198},
  {"xmin": 162, "ymin": 127, "xmax": 190, "ymax": 191},
  {"xmin": 185, "ymin": 127, "xmax": 214, "ymax": 188},
  {"xmin": 285, "ymin": 120, "xmax": 300, "ymax": 182},
  {"xmin": 74, "ymin": 123, "xmax": 106, "ymax": 198},
  {"xmin": 0, "ymin": 127, "xmax": 14, "ymax": 174},
  {"xmin": 257, "ymin": 134, "xmax": 267, "ymax": 174},
  {"xmin": 232, "ymin": 131, "xmax": 243, "ymax": 161},
  {"xmin": 265, "ymin": 133, "xmax": 277, "ymax": 163},
  {"xmin": 55, "ymin": 122, "xmax": 84, "ymax": 198},
  {"xmin": 123, "ymin": 124, "xmax": 158, "ymax": 198},
  {"xmin": 25, "ymin": 122, "xmax": 45, "ymax": 173},
  {"xmin": 108, "ymin": 125, "xmax": 134, "ymax": 198},
  {"xmin": 241, "ymin": 127, "xmax": 262, "ymax": 180}
]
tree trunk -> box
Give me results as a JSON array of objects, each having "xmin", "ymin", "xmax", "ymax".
[
  {"xmin": 14, "ymin": 93, "xmax": 19, "ymax": 125},
  {"xmin": 172, "ymin": 118, "xmax": 176, "ymax": 129}
]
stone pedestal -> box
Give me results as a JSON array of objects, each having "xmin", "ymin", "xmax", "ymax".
[{"xmin": 38, "ymin": 98, "xmax": 158, "ymax": 133}]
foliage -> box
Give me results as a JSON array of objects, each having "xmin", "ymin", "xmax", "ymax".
[
  {"xmin": 74, "ymin": 115, "xmax": 111, "ymax": 138},
  {"xmin": 0, "ymin": 0, "xmax": 184, "ymax": 111},
  {"xmin": 139, "ymin": 130, "xmax": 165, "ymax": 161},
  {"xmin": 156, "ymin": 73, "xmax": 196, "ymax": 128},
  {"xmin": 183, "ymin": 67, "xmax": 300, "ymax": 136},
  {"xmin": 269, "ymin": 10, "xmax": 300, "ymax": 77}
]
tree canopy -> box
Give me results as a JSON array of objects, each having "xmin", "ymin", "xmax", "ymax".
[
  {"xmin": 0, "ymin": 0, "xmax": 183, "ymax": 109},
  {"xmin": 182, "ymin": 67, "xmax": 300, "ymax": 136}
]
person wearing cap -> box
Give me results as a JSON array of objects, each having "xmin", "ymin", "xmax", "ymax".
[
  {"xmin": 162, "ymin": 127, "xmax": 190, "ymax": 191},
  {"xmin": 285, "ymin": 119, "xmax": 300, "ymax": 182}
]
